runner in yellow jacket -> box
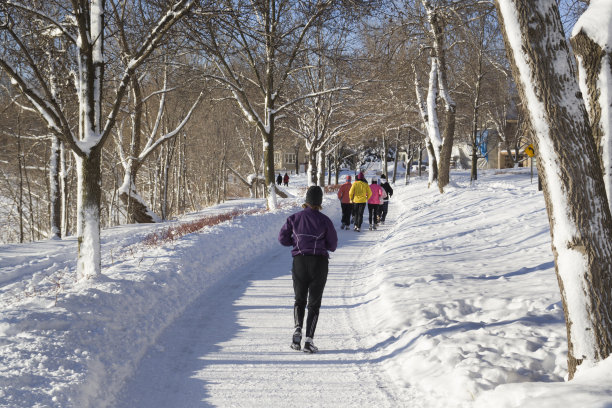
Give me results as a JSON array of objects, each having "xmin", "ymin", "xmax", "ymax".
[{"xmin": 348, "ymin": 173, "xmax": 372, "ymax": 231}]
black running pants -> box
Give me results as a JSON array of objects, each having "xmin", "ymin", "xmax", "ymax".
[
  {"xmin": 340, "ymin": 203, "xmax": 353, "ymax": 226},
  {"xmin": 368, "ymin": 203, "xmax": 380, "ymax": 225},
  {"xmin": 380, "ymin": 201, "xmax": 389, "ymax": 222},
  {"xmin": 353, "ymin": 202, "xmax": 367, "ymax": 228},
  {"xmin": 292, "ymin": 255, "xmax": 329, "ymax": 339}
]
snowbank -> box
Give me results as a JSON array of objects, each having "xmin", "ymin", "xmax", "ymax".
[
  {"xmin": 2, "ymin": 170, "xmax": 612, "ymax": 407},
  {"xmin": 0, "ymin": 199, "xmax": 300, "ymax": 408}
]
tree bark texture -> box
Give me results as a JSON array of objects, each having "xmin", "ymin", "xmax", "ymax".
[
  {"xmin": 571, "ymin": 31, "xmax": 612, "ymax": 216},
  {"xmin": 471, "ymin": 145, "xmax": 478, "ymax": 181},
  {"xmin": 495, "ymin": 0, "xmax": 612, "ymax": 379},
  {"xmin": 317, "ymin": 149, "xmax": 325, "ymax": 187},
  {"xmin": 437, "ymin": 109, "xmax": 456, "ymax": 192},
  {"xmin": 76, "ymin": 151, "xmax": 102, "ymax": 280},
  {"xmin": 49, "ymin": 137, "xmax": 62, "ymax": 239},
  {"xmin": 427, "ymin": 141, "xmax": 438, "ymax": 185},
  {"xmin": 119, "ymin": 190, "xmax": 156, "ymax": 224},
  {"xmin": 393, "ymin": 135, "xmax": 400, "ymax": 184},
  {"xmin": 427, "ymin": 3, "xmax": 456, "ymax": 192},
  {"xmin": 382, "ymin": 130, "xmax": 388, "ymax": 178}
]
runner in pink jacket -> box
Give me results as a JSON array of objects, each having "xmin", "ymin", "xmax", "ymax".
[{"xmin": 367, "ymin": 179, "xmax": 384, "ymax": 230}]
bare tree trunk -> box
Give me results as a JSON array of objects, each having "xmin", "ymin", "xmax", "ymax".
[
  {"xmin": 75, "ymin": 151, "xmax": 102, "ymax": 280},
  {"xmin": 382, "ymin": 129, "xmax": 388, "ymax": 177},
  {"xmin": 471, "ymin": 143, "xmax": 478, "ymax": 180},
  {"xmin": 23, "ymin": 151, "xmax": 36, "ymax": 241},
  {"xmin": 418, "ymin": 143, "xmax": 424, "ymax": 178},
  {"xmin": 49, "ymin": 137, "xmax": 62, "ymax": 239},
  {"xmin": 424, "ymin": 2, "xmax": 457, "ymax": 192},
  {"xmin": 572, "ymin": 29, "xmax": 612, "ymax": 217},
  {"xmin": 470, "ymin": 55, "xmax": 484, "ymax": 181},
  {"xmin": 161, "ymin": 141, "xmax": 174, "ymax": 220},
  {"xmin": 426, "ymin": 140, "xmax": 438, "ymax": 185},
  {"xmin": 60, "ymin": 143, "xmax": 69, "ymax": 237},
  {"xmin": 435, "ymin": 73, "xmax": 456, "ymax": 191},
  {"xmin": 334, "ymin": 146, "xmax": 340, "ymax": 185},
  {"xmin": 307, "ymin": 148, "xmax": 317, "ymax": 186},
  {"xmin": 327, "ymin": 153, "xmax": 332, "ymax": 186},
  {"xmin": 392, "ymin": 131, "xmax": 400, "ymax": 183},
  {"xmin": 496, "ymin": 0, "xmax": 612, "ymax": 379},
  {"xmin": 317, "ymin": 149, "xmax": 325, "ymax": 187},
  {"xmin": 17, "ymin": 127, "xmax": 24, "ymax": 244}
]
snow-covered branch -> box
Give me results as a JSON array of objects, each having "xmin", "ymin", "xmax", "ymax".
[
  {"xmin": 274, "ymin": 86, "xmax": 353, "ymax": 114},
  {"xmin": 99, "ymin": 0, "xmax": 197, "ymax": 146},
  {"xmin": 138, "ymin": 92, "xmax": 204, "ymax": 162},
  {"xmin": 5, "ymin": 1, "xmax": 78, "ymax": 44}
]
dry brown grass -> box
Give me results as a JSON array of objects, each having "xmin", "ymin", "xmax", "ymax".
[{"xmin": 143, "ymin": 208, "xmax": 265, "ymax": 246}]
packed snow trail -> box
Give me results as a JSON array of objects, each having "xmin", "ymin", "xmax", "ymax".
[{"xmin": 115, "ymin": 206, "xmax": 416, "ymax": 407}]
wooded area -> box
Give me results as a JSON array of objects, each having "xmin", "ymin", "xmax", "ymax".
[
  {"xmin": 3, "ymin": 0, "xmax": 611, "ymax": 380},
  {"xmin": 0, "ymin": 0, "xmax": 528, "ymax": 244}
]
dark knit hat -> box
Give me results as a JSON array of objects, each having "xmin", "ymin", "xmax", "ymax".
[
  {"xmin": 305, "ymin": 186, "xmax": 323, "ymax": 207},
  {"xmin": 380, "ymin": 174, "xmax": 387, "ymax": 179}
]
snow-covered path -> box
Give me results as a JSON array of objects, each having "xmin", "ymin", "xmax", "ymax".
[
  {"xmin": 6, "ymin": 170, "xmax": 612, "ymax": 408},
  {"xmin": 116, "ymin": 210, "xmax": 415, "ymax": 407}
]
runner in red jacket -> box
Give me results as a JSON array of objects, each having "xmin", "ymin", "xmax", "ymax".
[{"xmin": 337, "ymin": 175, "xmax": 353, "ymax": 230}]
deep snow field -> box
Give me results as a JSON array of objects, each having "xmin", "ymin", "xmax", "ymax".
[{"xmin": 1, "ymin": 168, "xmax": 611, "ymax": 408}]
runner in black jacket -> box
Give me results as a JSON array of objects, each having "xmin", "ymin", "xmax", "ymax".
[{"xmin": 379, "ymin": 174, "xmax": 393, "ymax": 224}]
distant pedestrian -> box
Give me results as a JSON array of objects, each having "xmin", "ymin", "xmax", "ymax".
[
  {"xmin": 337, "ymin": 175, "xmax": 353, "ymax": 230},
  {"xmin": 379, "ymin": 174, "xmax": 394, "ymax": 224},
  {"xmin": 283, "ymin": 173, "xmax": 289, "ymax": 186},
  {"xmin": 367, "ymin": 178, "xmax": 384, "ymax": 230},
  {"xmin": 277, "ymin": 173, "xmax": 282, "ymax": 185},
  {"xmin": 278, "ymin": 186, "xmax": 338, "ymax": 353},
  {"xmin": 348, "ymin": 172, "xmax": 372, "ymax": 232}
]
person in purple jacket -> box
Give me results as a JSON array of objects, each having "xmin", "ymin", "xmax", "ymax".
[{"xmin": 278, "ymin": 186, "xmax": 338, "ymax": 353}]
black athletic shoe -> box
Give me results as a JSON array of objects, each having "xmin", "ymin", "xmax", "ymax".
[
  {"xmin": 291, "ymin": 329, "xmax": 302, "ymax": 350},
  {"xmin": 303, "ymin": 340, "xmax": 318, "ymax": 354}
]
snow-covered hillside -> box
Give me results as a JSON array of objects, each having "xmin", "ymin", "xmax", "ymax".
[{"xmin": 1, "ymin": 169, "xmax": 611, "ymax": 408}]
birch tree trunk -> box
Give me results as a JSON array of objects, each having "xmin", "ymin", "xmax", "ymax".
[{"xmin": 496, "ymin": 0, "xmax": 612, "ymax": 379}]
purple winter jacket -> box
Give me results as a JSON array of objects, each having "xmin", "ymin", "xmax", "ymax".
[{"xmin": 278, "ymin": 207, "xmax": 338, "ymax": 257}]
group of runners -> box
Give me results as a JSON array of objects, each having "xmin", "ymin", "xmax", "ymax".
[
  {"xmin": 277, "ymin": 172, "xmax": 394, "ymax": 353},
  {"xmin": 336, "ymin": 172, "xmax": 393, "ymax": 232}
]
